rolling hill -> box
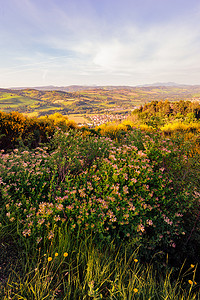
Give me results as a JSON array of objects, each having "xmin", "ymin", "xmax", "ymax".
[{"xmin": 1, "ymin": 85, "xmax": 200, "ymax": 117}]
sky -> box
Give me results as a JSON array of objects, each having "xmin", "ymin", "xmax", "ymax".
[{"xmin": 0, "ymin": 0, "xmax": 200, "ymax": 88}]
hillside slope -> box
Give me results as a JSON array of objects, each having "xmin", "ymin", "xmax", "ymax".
[{"xmin": 0, "ymin": 85, "xmax": 200, "ymax": 116}]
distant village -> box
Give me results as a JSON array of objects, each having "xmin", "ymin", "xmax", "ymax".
[{"xmin": 79, "ymin": 113, "xmax": 127, "ymax": 127}]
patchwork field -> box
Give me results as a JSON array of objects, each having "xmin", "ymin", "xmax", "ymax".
[{"xmin": 1, "ymin": 85, "xmax": 200, "ymax": 120}]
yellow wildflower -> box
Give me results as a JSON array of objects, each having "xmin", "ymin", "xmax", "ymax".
[
  {"xmin": 48, "ymin": 257, "xmax": 52, "ymax": 262},
  {"xmin": 190, "ymin": 264, "xmax": 195, "ymax": 268},
  {"xmin": 133, "ymin": 288, "xmax": 138, "ymax": 293},
  {"xmin": 134, "ymin": 259, "xmax": 138, "ymax": 263},
  {"xmin": 188, "ymin": 280, "xmax": 193, "ymax": 285},
  {"xmin": 55, "ymin": 253, "xmax": 58, "ymax": 257},
  {"xmin": 64, "ymin": 252, "xmax": 68, "ymax": 257}
]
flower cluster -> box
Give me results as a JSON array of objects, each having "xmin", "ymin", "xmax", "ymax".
[{"xmin": 0, "ymin": 129, "xmax": 197, "ymax": 252}]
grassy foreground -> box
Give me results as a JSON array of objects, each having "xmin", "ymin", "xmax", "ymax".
[{"xmin": 1, "ymin": 230, "xmax": 199, "ymax": 299}]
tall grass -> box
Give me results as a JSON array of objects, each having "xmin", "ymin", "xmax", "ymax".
[{"xmin": 1, "ymin": 229, "xmax": 199, "ymax": 299}]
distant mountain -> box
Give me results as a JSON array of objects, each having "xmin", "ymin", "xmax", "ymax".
[
  {"xmin": 10, "ymin": 82, "xmax": 195, "ymax": 92},
  {"xmin": 11, "ymin": 85, "xmax": 102, "ymax": 92},
  {"xmin": 136, "ymin": 82, "xmax": 189, "ymax": 87}
]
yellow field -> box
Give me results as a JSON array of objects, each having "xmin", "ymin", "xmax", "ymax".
[
  {"xmin": 23, "ymin": 112, "xmax": 39, "ymax": 117},
  {"xmin": 66, "ymin": 114, "xmax": 89, "ymax": 124}
]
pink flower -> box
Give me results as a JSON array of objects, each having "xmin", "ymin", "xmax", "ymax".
[
  {"xmin": 146, "ymin": 219, "xmax": 153, "ymax": 226},
  {"xmin": 131, "ymin": 178, "xmax": 137, "ymax": 183},
  {"xmin": 138, "ymin": 151, "xmax": 146, "ymax": 157},
  {"xmin": 137, "ymin": 224, "xmax": 145, "ymax": 232},
  {"xmin": 123, "ymin": 186, "xmax": 129, "ymax": 194}
]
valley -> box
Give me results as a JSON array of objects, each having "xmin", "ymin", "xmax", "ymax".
[{"xmin": 1, "ymin": 85, "xmax": 200, "ymax": 125}]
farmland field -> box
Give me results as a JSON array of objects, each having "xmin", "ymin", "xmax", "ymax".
[
  {"xmin": 0, "ymin": 94, "xmax": 37, "ymax": 108},
  {"xmin": 67, "ymin": 114, "xmax": 89, "ymax": 123},
  {"xmin": 0, "ymin": 85, "xmax": 200, "ymax": 119}
]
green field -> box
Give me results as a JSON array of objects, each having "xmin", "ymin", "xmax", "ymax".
[
  {"xmin": 0, "ymin": 85, "xmax": 200, "ymax": 117},
  {"xmin": 0, "ymin": 94, "xmax": 37, "ymax": 109}
]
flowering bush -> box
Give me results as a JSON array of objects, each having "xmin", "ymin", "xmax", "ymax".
[{"xmin": 0, "ymin": 129, "xmax": 199, "ymax": 256}]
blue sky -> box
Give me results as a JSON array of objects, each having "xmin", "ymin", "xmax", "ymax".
[{"xmin": 0, "ymin": 0, "xmax": 200, "ymax": 87}]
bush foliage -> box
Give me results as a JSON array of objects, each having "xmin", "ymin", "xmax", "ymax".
[{"xmin": 0, "ymin": 128, "xmax": 199, "ymax": 262}]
